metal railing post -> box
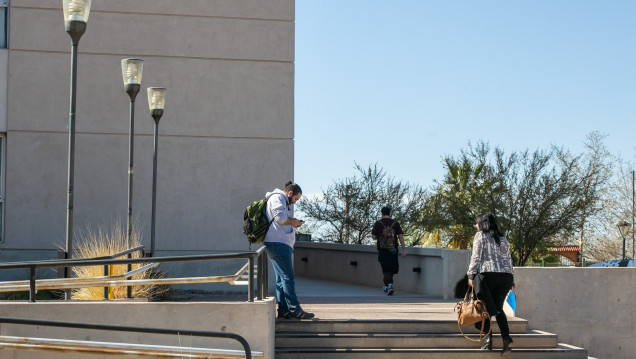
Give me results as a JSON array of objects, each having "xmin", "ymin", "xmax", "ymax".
[
  {"xmin": 256, "ymin": 252, "xmax": 263, "ymax": 301},
  {"xmin": 103, "ymin": 265, "xmax": 109, "ymax": 300},
  {"xmin": 29, "ymin": 266, "xmax": 36, "ymax": 303},
  {"xmin": 248, "ymin": 256, "xmax": 254, "ymax": 302},
  {"xmin": 263, "ymin": 249, "xmax": 268, "ymax": 298}
]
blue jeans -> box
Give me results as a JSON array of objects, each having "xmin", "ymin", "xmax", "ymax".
[{"xmin": 264, "ymin": 242, "xmax": 301, "ymax": 315}]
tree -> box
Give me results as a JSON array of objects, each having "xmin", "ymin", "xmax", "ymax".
[
  {"xmin": 297, "ymin": 163, "xmax": 427, "ymax": 245},
  {"xmin": 556, "ymin": 132, "xmax": 614, "ymax": 261},
  {"xmin": 422, "ymin": 136, "xmax": 610, "ymax": 265},
  {"xmin": 420, "ymin": 142, "xmax": 505, "ymax": 248},
  {"xmin": 583, "ymin": 158, "xmax": 634, "ymax": 262},
  {"xmin": 494, "ymin": 147, "xmax": 592, "ymax": 265}
]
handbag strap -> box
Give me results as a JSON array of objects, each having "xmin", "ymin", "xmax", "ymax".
[
  {"xmin": 457, "ymin": 286, "xmax": 492, "ymax": 342},
  {"xmin": 463, "ymin": 287, "xmax": 475, "ymax": 301},
  {"xmin": 457, "ymin": 316, "xmax": 492, "ymax": 342}
]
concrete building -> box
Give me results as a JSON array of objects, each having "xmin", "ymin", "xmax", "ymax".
[{"xmin": 0, "ymin": 0, "xmax": 295, "ymax": 280}]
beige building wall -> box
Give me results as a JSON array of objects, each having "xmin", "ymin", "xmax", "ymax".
[{"xmin": 1, "ymin": 0, "xmax": 295, "ymax": 268}]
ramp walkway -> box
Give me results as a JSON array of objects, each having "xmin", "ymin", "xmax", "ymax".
[{"xmin": 274, "ymin": 277, "xmax": 589, "ymax": 359}]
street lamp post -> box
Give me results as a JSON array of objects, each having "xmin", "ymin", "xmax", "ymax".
[
  {"xmin": 121, "ymin": 58, "xmax": 143, "ymax": 298},
  {"xmin": 121, "ymin": 58, "xmax": 143, "ymax": 247},
  {"xmin": 617, "ymin": 220, "xmax": 631, "ymax": 261},
  {"xmin": 147, "ymin": 87, "xmax": 166, "ymax": 258},
  {"xmin": 63, "ymin": 0, "xmax": 91, "ymax": 294}
]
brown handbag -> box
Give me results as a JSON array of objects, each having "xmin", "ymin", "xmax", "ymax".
[{"xmin": 454, "ymin": 287, "xmax": 491, "ymax": 341}]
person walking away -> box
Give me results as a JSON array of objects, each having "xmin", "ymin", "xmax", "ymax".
[
  {"xmin": 467, "ymin": 212, "xmax": 515, "ymax": 356},
  {"xmin": 263, "ymin": 181, "xmax": 314, "ymax": 320},
  {"xmin": 371, "ymin": 206, "xmax": 406, "ymax": 295}
]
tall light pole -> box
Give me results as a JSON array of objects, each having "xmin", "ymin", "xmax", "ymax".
[
  {"xmin": 618, "ymin": 221, "xmax": 630, "ymax": 261},
  {"xmin": 63, "ymin": 0, "xmax": 91, "ymax": 295},
  {"xmin": 121, "ymin": 58, "xmax": 143, "ymax": 248},
  {"xmin": 147, "ymin": 87, "xmax": 167, "ymax": 257},
  {"xmin": 121, "ymin": 58, "xmax": 143, "ymax": 298}
]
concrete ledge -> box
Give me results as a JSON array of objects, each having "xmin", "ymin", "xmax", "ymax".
[
  {"xmin": 515, "ymin": 267, "xmax": 636, "ymax": 359},
  {"xmin": 293, "ymin": 242, "xmax": 470, "ymax": 299},
  {"xmin": 0, "ymin": 298, "xmax": 275, "ymax": 359}
]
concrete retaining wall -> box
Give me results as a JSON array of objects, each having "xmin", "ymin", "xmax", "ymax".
[
  {"xmin": 515, "ymin": 267, "xmax": 636, "ymax": 359},
  {"xmin": 0, "ymin": 298, "xmax": 275, "ymax": 359},
  {"xmin": 293, "ymin": 242, "xmax": 470, "ymax": 299}
]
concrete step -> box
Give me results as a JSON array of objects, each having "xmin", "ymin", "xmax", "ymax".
[
  {"xmin": 275, "ymin": 343, "xmax": 588, "ymax": 359},
  {"xmin": 276, "ymin": 330, "xmax": 557, "ymax": 349},
  {"xmin": 276, "ymin": 318, "xmax": 529, "ymax": 334}
]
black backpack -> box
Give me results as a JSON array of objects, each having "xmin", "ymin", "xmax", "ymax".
[{"xmin": 243, "ymin": 194, "xmax": 275, "ymax": 244}]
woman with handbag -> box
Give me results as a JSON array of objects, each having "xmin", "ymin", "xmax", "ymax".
[{"xmin": 467, "ymin": 212, "xmax": 515, "ymax": 356}]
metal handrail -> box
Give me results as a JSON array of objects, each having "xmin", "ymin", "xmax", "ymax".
[
  {"xmin": 55, "ymin": 245, "xmax": 145, "ymax": 295},
  {"xmin": 91, "ymin": 245, "xmax": 145, "ymax": 300},
  {"xmin": 0, "ymin": 263, "xmax": 252, "ymax": 291},
  {"xmin": 0, "ymin": 317, "xmax": 255, "ymax": 359},
  {"xmin": 0, "ymin": 246, "xmax": 268, "ymax": 303},
  {"xmin": 0, "ymin": 263, "xmax": 159, "ymax": 291},
  {"xmin": 94, "ymin": 245, "xmax": 146, "ymax": 260}
]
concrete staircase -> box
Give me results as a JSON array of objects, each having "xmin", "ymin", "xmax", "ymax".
[{"xmin": 275, "ymin": 318, "xmax": 588, "ymax": 359}]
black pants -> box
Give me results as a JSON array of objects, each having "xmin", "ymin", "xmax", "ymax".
[
  {"xmin": 473, "ymin": 272, "xmax": 514, "ymax": 339},
  {"xmin": 378, "ymin": 249, "xmax": 399, "ymax": 286}
]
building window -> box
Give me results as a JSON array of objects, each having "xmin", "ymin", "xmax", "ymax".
[{"xmin": 0, "ymin": 1, "xmax": 6, "ymax": 49}]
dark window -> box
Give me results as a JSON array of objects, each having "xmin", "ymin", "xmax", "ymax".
[{"xmin": 0, "ymin": 1, "xmax": 6, "ymax": 49}]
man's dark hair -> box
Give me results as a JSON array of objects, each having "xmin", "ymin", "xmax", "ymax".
[
  {"xmin": 381, "ymin": 206, "xmax": 391, "ymax": 216},
  {"xmin": 284, "ymin": 181, "xmax": 302, "ymax": 196}
]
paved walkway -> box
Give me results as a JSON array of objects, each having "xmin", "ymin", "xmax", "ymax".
[{"xmin": 294, "ymin": 277, "xmax": 460, "ymax": 321}]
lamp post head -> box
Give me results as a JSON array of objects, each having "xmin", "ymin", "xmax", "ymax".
[
  {"xmin": 147, "ymin": 87, "xmax": 167, "ymax": 124},
  {"xmin": 121, "ymin": 59, "xmax": 144, "ymax": 100},
  {"xmin": 63, "ymin": 0, "xmax": 91, "ymax": 45},
  {"xmin": 618, "ymin": 220, "xmax": 631, "ymax": 237},
  {"xmin": 63, "ymin": 0, "xmax": 92, "ymax": 22}
]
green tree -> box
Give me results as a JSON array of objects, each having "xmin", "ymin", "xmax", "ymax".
[
  {"xmin": 420, "ymin": 142, "xmax": 505, "ymax": 249},
  {"xmin": 423, "ymin": 136, "xmax": 610, "ymax": 265},
  {"xmin": 297, "ymin": 163, "xmax": 427, "ymax": 245},
  {"xmin": 494, "ymin": 147, "xmax": 589, "ymax": 265}
]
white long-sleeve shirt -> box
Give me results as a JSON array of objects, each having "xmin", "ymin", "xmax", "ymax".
[{"xmin": 263, "ymin": 189, "xmax": 295, "ymax": 248}]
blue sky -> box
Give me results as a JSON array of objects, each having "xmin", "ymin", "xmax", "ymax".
[{"xmin": 294, "ymin": 1, "xmax": 636, "ymax": 196}]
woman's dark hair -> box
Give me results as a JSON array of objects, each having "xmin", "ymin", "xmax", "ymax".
[
  {"xmin": 284, "ymin": 181, "xmax": 302, "ymax": 196},
  {"xmin": 476, "ymin": 212, "xmax": 503, "ymax": 245}
]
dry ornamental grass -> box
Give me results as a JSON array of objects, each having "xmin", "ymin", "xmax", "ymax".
[{"xmin": 71, "ymin": 220, "xmax": 167, "ymax": 300}]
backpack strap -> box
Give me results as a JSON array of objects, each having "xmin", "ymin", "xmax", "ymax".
[
  {"xmin": 264, "ymin": 193, "xmax": 277, "ymax": 226},
  {"xmin": 249, "ymin": 194, "xmax": 276, "ymax": 250}
]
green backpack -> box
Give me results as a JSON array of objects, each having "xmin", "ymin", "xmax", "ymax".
[{"xmin": 243, "ymin": 194, "xmax": 275, "ymax": 244}]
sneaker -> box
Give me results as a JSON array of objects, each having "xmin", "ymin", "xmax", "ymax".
[
  {"xmin": 383, "ymin": 286, "xmax": 388, "ymax": 294},
  {"xmin": 387, "ymin": 284, "xmax": 394, "ymax": 296},
  {"xmin": 288, "ymin": 310, "xmax": 315, "ymax": 320},
  {"xmin": 277, "ymin": 312, "xmax": 290, "ymax": 319}
]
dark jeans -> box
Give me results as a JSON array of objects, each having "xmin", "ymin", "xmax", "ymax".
[
  {"xmin": 264, "ymin": 242, "xmax": 302, "ymax": 315},
  {"xmin": 474, "ymin": 272, "xmax": 514, "ymax": 339}
]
